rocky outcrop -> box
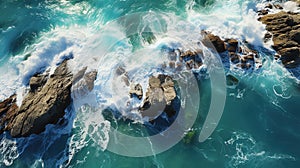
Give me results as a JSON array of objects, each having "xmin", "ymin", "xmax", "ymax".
[
  {"xmin": 180, "ymin": 50, "xmax": 203, "ymax": 70},
  {"xmin": 259, "ymin": 11, "xmax": 300, "ymax": 68},
  {"xmin": 129, "ymin": 83, "xmax": 143, "ymax": 100},
  {"xmin": 132, "ymin": 75, "xmax": 177, "ymax": 120},
  {"xmin": 226, "ymin": 40, "xmax": 261, "ymax": 70},
  {"xmin": 0, "ymin": 95, "xmax": 18, "ymax": 135},
  {"xmin": 160, "ymin": 31, "xmax": 262, "ymax": 72},
  {"xmin": 201, "ymin": 31, "xmax": 262, "ymax": 70},
  {"xmin": 0, "ymin": 60, "xmax": 72, "ymax": 137},
  {"xmin": 145, "ymin": 75, "xmax": 176, "ymax": 105},
  {"xmin": 202, "ymin": 31, "xmax": 226, "ymax": 53},
  {"xmin": 226, "ymin": 74, "xmax": 239, "ymax": 88}
]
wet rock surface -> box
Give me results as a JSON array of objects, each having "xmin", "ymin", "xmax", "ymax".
[
  {"xmin": 259, "ymin": 11, "xmax": 300, "ymax": 68},
  {"xmin": 139, "ymin": 75, "xmax": 177, "ymax": 119},
  {"xmin": 202, "ymin": 31, "xmax": 226, "ymax": 53},
  {"xmin": 129, "ymin": 83, "xmax": 143, "ymax": 100},
  {"xmin": 72, "ymin": 67, "xmax": 97, "ymax": 98},
  {"xmin": 202, "ymin": 31, "xmax": 262, "ymax": 71},
  {"xmin": 0, "ymin": 60, "xmax": 72, "ymax": 137},
  {"xmin": 0, "ymin": 95, "xmax": 18, "ymax": 135}
]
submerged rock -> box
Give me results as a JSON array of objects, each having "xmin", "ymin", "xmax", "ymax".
[
  {"xmin": 183, "ymin": 129, "xmax": 196, "ymax": 144},
  {"xmin": 0, "ymin": 60, "xmax": 73, "ymax": 137},
  {"xmin": 226, "ymin": 74, "xmax": 239, "ymax": 88}
]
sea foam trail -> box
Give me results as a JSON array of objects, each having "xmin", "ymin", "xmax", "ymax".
[{"xmin": 224, "ymin": 131, "xmax": 296, "ymax": 168}]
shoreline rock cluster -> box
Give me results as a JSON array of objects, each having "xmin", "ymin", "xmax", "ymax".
[
  {"xmin": 0, "ymin": 60, "xmax": 72, "ymax": 137},
  {"xmin": 139, "ymin": 75, "xmax": 177, "ymax": 119},
  {"xmin": 127, "ymin": 74, "xmax": 179, "ymax": 133},
  {"xmin": 202, "ymin": 31, "xmax": 262, "ymax": 70},
  {"xmin": 258, "ymin": 3, "xmax": 300, "ymax": 68}
]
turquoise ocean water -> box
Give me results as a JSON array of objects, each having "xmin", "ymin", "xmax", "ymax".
[{"xmin": 1, "ymin": 0, "xmax": 300, "ymax": 167}]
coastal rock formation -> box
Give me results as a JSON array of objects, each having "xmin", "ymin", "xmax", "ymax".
[
  {"xmin": 0, "ymin": 60, "xmax": 72, "ymax": 137},
  {"xmin": 202, "ymin": 31, "xmax": 226, "ymax": 53},
  {"xmin": 0, "ymin": 95, "xmax": 18, "ymax": 135},
  {"xmin": 180, "ymin": 50, "xmax": 203, "ymax": 70},
  {"xmin": 202, "ymin": 31, "xmax": 262, "ymax": 70},
  {"xmin": 259, "ymin": 11, "xmax": 300, "ymax": 68},
  {"xmin": 226, "ymin": 74, "xmax": 239, "ymax": 88},
  {"xmin": 160, "ymin": 31, "xmax": 261, "ymax": 73},
  {"xmin": 129, "ymin": 83, "xmax": 143, "ymax": 100},
  {"xmin": 138, "ymin": 75, "xmax": 177, "ymax": 119},
  {"xmin": 227, "ymin": 41, "xmax": 261, "ymax": 70},
  {"xmin": 72, "ymin": 67, "xmax": 97, "ymax": 98}
]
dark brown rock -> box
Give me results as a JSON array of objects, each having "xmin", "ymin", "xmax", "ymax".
[
  {"xmin": 260, "ymin": 11, "xmax": 300, "ymax": 68},
  {"xmin": 0, "ymin": 95, "xmax": 18, "ymax": 134},
  {"xmin": 181, "ymin": 50, "xmax": 196, "ymax": 56},
  {"xmin": 274, "ymin": 4, "xmax": 283, "ymax": 9},
  {"xmin": 244, "ymin": 54, "xmax": 255, "ymax": 61},
  {"xmin": 83, "ymin": 70, "xmax": 97, "ymax": 91},
  {"xmin": 290, "ymin": 29, "xmax": 300, "ymax": 43},
  {"xmin": 29, "ymin": 74, "xmax": 48, "ymax": 92},
  {"xmin": 265, "ymin": 3, "xmax": 273, "ymax": 9},
  {"xmin": 258, "ymin": 9, "xmax": 269, "ymax": 16},
  {"xmin": 226, "ymin": 39, "xmax": 239, "ymax": 52},
  {"xmin": 202, "ymin": 32, "xmax": 226, "ymax": 53},
  {"xmin": 72, "ymin": 68, "xmax": 98, "ymax": 99},
  {"xmin": 264, "ymin": 32, "xmax": 272, "ymax": 42},
  {"xmin": 1, "ymin": 60, "xmax": 73, "ymax": 137},
  {"xmin": 72, "ymin": 66, "xmax": 87, "ymax": 84},
  {"xmin": 229, "ymin": 53, "xmax": 240, "ymax": 64},
  {"xmin": 279, "ymin": 47, "xmax": 300, "ymax": 63},
  {"xmin": 178, "ymin": 50, "xmax": 203, "ymax": 70}
]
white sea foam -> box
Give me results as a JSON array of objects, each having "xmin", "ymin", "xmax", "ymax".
[
  {"xmin": 0, "ymin": 64, "xmax": 20, "ymax": 101},
  {"xmin": 187, "ymin": 0, "xmax": 268, "ymax": 48},
  {"xmin": 283, "ymin": 1, "xmax": 300, "ymax": 13},
  {"xmin": 225, "ymin": 131, "xmax": 295, "ymax": 167},
  {"xmin": 0, "ymin": 136, "xmax": 19, "ymax": 167},
  {"xmin": 65, "ymin": 105, "xmax": 111, "ymax": 166}
]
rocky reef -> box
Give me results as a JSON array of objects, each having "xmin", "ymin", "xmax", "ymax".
[{"xmin": 0, "ymin": 60, "xmax": 72, "ymax": 137}]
